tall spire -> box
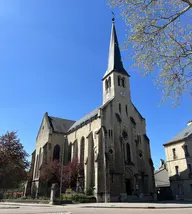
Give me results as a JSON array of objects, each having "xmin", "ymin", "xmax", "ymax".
[{"xmin": 103, "ymin": 19, "xmax": 129, "ymax": 79}]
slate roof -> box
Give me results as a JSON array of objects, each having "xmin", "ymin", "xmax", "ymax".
[
  {"xmin": 48, "ymin": 116, "xmax": 75, "ymax": 134},
  {"xmin": 164, "ymin": 123, "xmax": 192, "ymax": 146},
  {"xmin": 154, "ymin": 168, "xmax": 170, "ymax": 187},
  {"xmin": 67, "ymin": 97, "xmax": 115, "ymax": 132},
  {"xmin": 67, "ymin": 107, "xmax": 100, "ymax": 132}
]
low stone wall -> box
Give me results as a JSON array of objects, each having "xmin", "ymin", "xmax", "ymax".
[
  {"xmin": 54, "ymin": 198, "xmax": 96, "ymax": 205},
  {"xmin": 3, "ymin": 199, "xmax": 49, "ymax": 204}
]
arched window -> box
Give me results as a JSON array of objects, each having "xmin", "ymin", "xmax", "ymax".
[
  {"xmin": 53, "ymin": 144, "xmax": 60, "ymax": 161},
  {"xmin": 125, "ymin": 105, "xmax": 128, "ymax": 115},
  {"xmin": 68, "ymin": 143, "xmax": 72, "ymax": 162},
  {"xmin": 119, "ymin": 103, "xmax": 121, "ymax": 114},
  {"xmin": 108, "ymin": 77, "xmax": 111, "ymax": 88},
  {"xmin": 105, "ymin": 79, "xmax": 108, "ymax": 90},
  {"xmin": 73, "ymin": 140, "xmax": 78, "ymax": 159},
  {"xmin": 126, "ymin": 143, "xmax": 131, "ymax": 163},
  {"xmin": 118, "ymin": 76, "xmax": 121, "ymax": 86},
  {"xmin": 122, "ymin": 78, "xmax": 125, "ymax": 88},
  {"xmin": 108, "ymin": 130, "xmax": 113, "ymax": 138},
  {"xmin": 80, "ymin": 137, "xmax": 85, "ymax": 164}
]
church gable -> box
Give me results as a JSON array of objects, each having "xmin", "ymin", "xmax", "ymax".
[{"xmin": 36, "ymin": 112, "xmax": 51, "ymax": 142}]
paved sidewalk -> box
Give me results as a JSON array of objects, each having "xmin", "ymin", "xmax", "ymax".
[
  {"xmin": 0, "ymin": 202, "xmax": 53, "ymax": 207},
  {"xmin": 64, "ymin": 202, "xmax": 192, "ymax": 209},
  {"xmin": 1, "ymin": 201, "xmax": 192, "ymax": 209},
  {"xmin": 0, "ymin": 205, "xmax": 20, "ymax": 209}
]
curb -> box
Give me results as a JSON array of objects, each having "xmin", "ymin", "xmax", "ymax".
[
  {"xmin": 82, "ymin": 206, "xmax": 192, "ymax": 209},
  {"xmin": 0, "ymin": 206, "xmax": 20, "ymax": 209},
  {"xmin": 0, "ymin": 203, "xmax": 52, "ymax": 207}
]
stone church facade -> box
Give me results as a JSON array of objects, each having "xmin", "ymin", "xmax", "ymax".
[{"xmin": 30, "ymin": 20, "xmax": 155, "ymax": 202}]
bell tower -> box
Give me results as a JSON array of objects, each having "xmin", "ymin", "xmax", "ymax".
[{"xmin": 102, "ymin": 18, "xmax": 131, "ymax": 105}]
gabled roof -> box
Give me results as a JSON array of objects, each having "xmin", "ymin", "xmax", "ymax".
[
  {"xmin": 163, "ymin": 123, "xmax": 192, "ymax": 146},
  {"xmin": 67, "ymin": 97, "xmax": 115, "ymax": 133},
  {"xmin": 103, "ymin": 19, "xmax": 129, "ymax": 80},
  {"xmin": 48, "ymin": 115, "xmax": 75, "ymax": 134},
  {"xmin": 67, "ymin": 107, "xmax": 99, "ymax": 132}
]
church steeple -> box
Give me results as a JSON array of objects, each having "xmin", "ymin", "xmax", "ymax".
[
  {"xmin": 102, "ymin": 18, "xmax": 131, "ymax": 105},
  {"xmin": 103, "ymin": 18, "xmax": 129, "ymax": 80}
]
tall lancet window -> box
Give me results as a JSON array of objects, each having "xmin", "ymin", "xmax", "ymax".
[
  {"xmin": 108, "ymin": 76, "xmax": 111, "ymax": 88},
  {"xmin": 122, "ymin": 78, "xmax": 125, "ymax": 88},
  {"xmin": 119, "ymin": 103, "xmax": 121, "ymax": 114},
  {"xmin": 105, "ymin": 79, "xmax": 108, "ymax": 90},
  {"xmin": 80, "ymin": 137, "xmax": 85, "ymax": 164},
  {"xmin": 125, "ymin": 105, "xmax": 128, "ymax": 116},
  {"xmin": 73, "ymin": 140, "xmax": 78, "ymax": 159},
  {"xmin": 53, "ymin": 144, "xmax": 60, "ymax": 161},
  {"xmin": 68, "ymin": 143, "xmax": 72, "ymax": 162}
]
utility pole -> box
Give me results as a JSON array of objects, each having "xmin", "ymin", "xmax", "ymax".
[
  {"xmin": 102, "ymin": 126, "xmax": 108, "ymax": 203},
  {"xmin": 60, "ymin": 135, "xmax": 67, "ymax": 197}
]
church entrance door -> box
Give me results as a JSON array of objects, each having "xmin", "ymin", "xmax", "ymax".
[{"xmin": 125, "ymin": 179, "xmax": 132, "ymax": 195}]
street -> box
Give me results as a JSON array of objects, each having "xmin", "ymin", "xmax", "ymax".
[{"xmin": 1, "ymin": 203, "xmax": 192, "ymax": 214}]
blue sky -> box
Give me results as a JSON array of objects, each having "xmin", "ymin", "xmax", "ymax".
[{"xmin": 0, "ymin": 0, "xmax": 191, "ymax": 169}]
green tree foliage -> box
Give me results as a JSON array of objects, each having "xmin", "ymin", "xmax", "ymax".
[
  {"xmin": 108, "ymin": 0, "xmax": 192, "ymax": 105},
  {"xmin": 0, "ymin": 131, "xmax": 29, "ymax": 190}
]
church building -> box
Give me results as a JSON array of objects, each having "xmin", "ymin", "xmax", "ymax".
[{"xmin": 31, "ymin": 19, "xmax": 155, "ymax": 202}]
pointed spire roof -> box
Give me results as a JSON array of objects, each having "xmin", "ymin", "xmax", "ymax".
[{"xmin": 103, "ymin": 19, "xmax": 129, "ymax": 80}]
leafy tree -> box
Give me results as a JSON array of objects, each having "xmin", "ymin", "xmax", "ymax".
[
  {"xmin": 108, "ymin": 0, "xmax": 192, "ymax": 105},
  {"xmin": 0, "ymin": 131, "xmax": 29, "ymax": 190},
  {"xmin": 40, "ymin": 158, "xmax": 84, "ymax": 191},
  {"xmin": 40, "ymin": 160, "xmax": 61, "ymax": 183},
  {"xmin": 63, "ymin": 158, "xmax": 84, "ymax": 190}
]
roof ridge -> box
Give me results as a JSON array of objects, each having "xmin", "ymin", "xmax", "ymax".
[
  {"xmin": 164, "ymin": 123, "xmax": 192, "ymax": 146},
  {"xmin": 68, "ymin": 98, "xmax": 115, "ymax": 133},
  {"xmin": 49, "ymin": 115, "xmax": 75, "ymax": 122},
  {"xmin": 68, "ymin": 107, "xmax": 100, "ymax": 132}
]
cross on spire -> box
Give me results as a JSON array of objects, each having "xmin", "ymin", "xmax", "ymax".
[{"xmin": 111, "ymin": 11, "xmax": 115, "ymax": 22}]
